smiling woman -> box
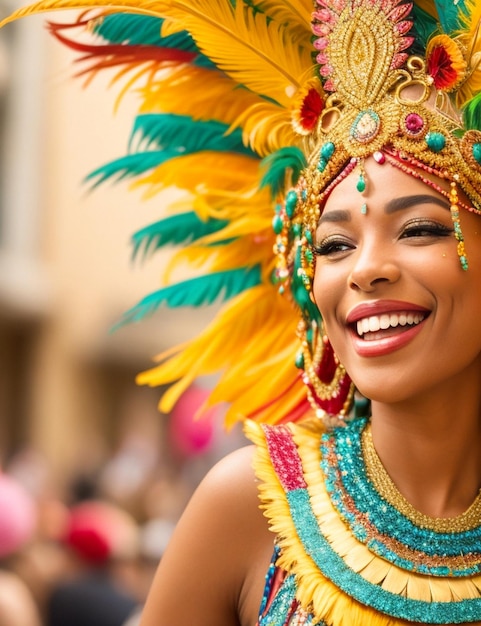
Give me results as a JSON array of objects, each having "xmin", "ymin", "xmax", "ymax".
[{"xmin": 2, "ymin": 0, "xmax": 481, "ymax": 625}]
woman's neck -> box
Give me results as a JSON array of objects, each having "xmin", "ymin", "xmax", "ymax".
[{"xmin": 369, "ymin": 389, "xmax": 481, "ymax": 519}]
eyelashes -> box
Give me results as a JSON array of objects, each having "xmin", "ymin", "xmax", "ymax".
[{"xmin": 313, "ymin": 220, "xmax": 454, "ymax": 258}]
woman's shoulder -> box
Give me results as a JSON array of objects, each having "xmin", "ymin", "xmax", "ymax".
[{"xmin": 140, "ymin": 443, "xmax": 273, "ymax": 626}]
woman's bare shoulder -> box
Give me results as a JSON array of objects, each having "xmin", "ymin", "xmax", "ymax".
[{"xmin": 140, "ymin": 444, "xmax": 274, "ymax": 626}]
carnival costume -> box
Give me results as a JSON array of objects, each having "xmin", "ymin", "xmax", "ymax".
[{"xmin": 2, "ymin": 0, "xmax": 481, "ymax": 624}]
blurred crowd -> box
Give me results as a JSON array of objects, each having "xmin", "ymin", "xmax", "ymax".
[{"xmin": 0, "ymin": 385, "xmax": 246, "ymax": 626}]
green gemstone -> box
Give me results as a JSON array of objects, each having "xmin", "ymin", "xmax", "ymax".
[
  {"xmin": 285, "ymin": 190, "xmax": 298, "ymax": 218},
  {"xmin": 272, "ymin": 214, "xmax": 283, "ymax": 234},
  {"xmin": 473, "ymin": 143, "xmax": 481, "ymax": 165},
  {"xmin": 321, "ymin": 141, "xmax": 335, "ymax": 159},
  {"xmin": 357, "ymin": 175, "xmax": 366, "ymax": 192},
  {"xmin": 304, "ymin": 229, "xmax": 313, "ymax": 244},
  {"xmin": 295, "ymin": 351, "xmax": 304, "ymax": 369},
  {"xmin": 425, "ymin": 132, "xmax": 446, "ymax": 152}
]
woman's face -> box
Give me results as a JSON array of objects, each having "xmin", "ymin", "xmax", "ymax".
[{"xmin": 312, "ymin": 157, "xmax": 481, "ymax": 404}]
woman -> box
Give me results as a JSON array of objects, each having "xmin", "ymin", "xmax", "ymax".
[
  {"xmin": 138, "ymin": 156, "xmax": 481, "ymax": 625},
  {"xmin": 3, "ymin": 0, "xmax": 481, "ymax": 624}
]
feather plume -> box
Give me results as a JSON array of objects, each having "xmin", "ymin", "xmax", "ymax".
[
  {"xmin": 131, "ymin": 212, "xmax": 228, "ymax": 261},
  {"xmin": 160, "ymin": 0, "xmax": 313, "ymax": 107},
  {"xmin": 463, "ymin": 92, "xmax": 481, "ymax": 130},
  {"xmin": 116, "ymin": 265, "xmax": 262, "ymax": 325},
  {"xmin": 129, "ymin": 151, "xmax": 262, "ymax": 200},
  {"xmin": 1, "ymin": 0, "xmax": 312, "ymax": 107},
  {"xmin": 138, "ymin": 65, "xmax": 264, "ymax": 126},
  {"xmin": 456, "ymin": 0, "xmax": 481, "ymax": 105},
  {"xmin": 260, "ymin": 146, "xmax": 307, "ymax": 198},
  {"xmin": 230, "ymin": 101, "xmax": 298, "ymax": 157},
  {"xmin": 162, "ymin": 233, "xmax": 272, "ymax": 281},
  {"xmin": 128, "ymin": 113, "xmax": 254, "ymax": 155}
]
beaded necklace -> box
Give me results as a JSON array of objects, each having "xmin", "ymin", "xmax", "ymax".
[
  {"xmin": 362, "ymin": 422, "xmax": 481, "ymax": 533},
  {"xmin": 249, "ymin": 417, "xmax": 481, "ymax": 625}
]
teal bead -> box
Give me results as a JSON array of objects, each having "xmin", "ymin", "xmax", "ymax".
[
  {"xmin": 356, "ymin": 175, "xmax": 366, "ymax": 192},
  {"xmin": 292, "ymin": 223, "xmax": 301, "ymax": 236},
  {"xmin": 304, "ymin": 229, "xmax": 313, "ymax": 244},
  {"xmin": 321, "ymin": 141, "xmax": 335, "ymax": 159},
  {"xmin": 425, "ymin": 132, "xmax": 446, "ymax": 152},
  {"xmin": 285, "ymin": 190, "xmax": 298, "ymax": 218},
  {"xmin": 295, "ymin": 352, "xmax": 304, "ymax": 369},
  {"xmin": 272, "ymin": 213, "xmax": 283, "ymax": 234},
  {"xmin": 473, "ymin": 143, "xmax": 481, "ymax": 165}
]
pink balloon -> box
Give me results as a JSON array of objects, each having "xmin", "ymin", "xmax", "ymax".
[
  {"xmin": 0, "ymin": 473, "xmax": 36, "ymax": 558},
  {"xmin": 169, "ymin": 386, "xmax": 216, "ymax": 456}
]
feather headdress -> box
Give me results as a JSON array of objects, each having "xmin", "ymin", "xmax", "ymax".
[{"xmin": 2, "ymin": 0, "xmax": 481, "ymax": 426}]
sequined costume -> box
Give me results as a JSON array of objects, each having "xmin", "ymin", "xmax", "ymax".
[{"xmin": 247, "ymin": 418, "xmax": 481, "ymax": 626}]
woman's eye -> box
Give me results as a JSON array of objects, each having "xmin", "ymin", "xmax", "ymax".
[
  {"xmin": 313, "ymin": 237, "xmax": 353, "ymax": 256},
  {"xmin": 400, "ymin": 221, "xmax": 453, "ymax": 239}
]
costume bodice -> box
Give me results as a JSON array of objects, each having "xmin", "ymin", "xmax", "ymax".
[{"xmin": 246, "ymin": 417, "xmax": 481, "ymax": 626}]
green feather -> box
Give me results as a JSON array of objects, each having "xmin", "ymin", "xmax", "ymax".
[
  {"xmin": 131, "ymin": 213, "xmax": 229, "ymax": 261},
  {"xmin": 92, "ymin": 14, "xmax": 214, "ymax": 67},
  {"xmin": 260, "ymin": 147, "xmax": 307, "ymax": 199},
  {"xmin": 115, "ymin": 265, "xmax": 262, "ymax": 326},
  {"xmin": 129, "ymin": 114, "xmax": 255, "ymax": 156},
  {"xmin": 85, "ymin": 150, "xmax": 179, "ymax": 186},
  {"xmin": 87, "ymin": 114, "xmax": 258, "ymax": 186},
  {"xmin": 411, "ymin": 4, "xmax": 439, "ymax": 53},
  {"xmin": 433, "ymin": 0, "xmax": 469, "ymax": 34},
  {"xmin": 463, "ymin": 93, "xmax": 481, "ymax": 131}
]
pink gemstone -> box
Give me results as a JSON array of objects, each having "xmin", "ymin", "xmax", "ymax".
[
  {"xmin": 405, "ymin": 112, "xmax": 424, "ymax": 134},
  {"xmin": 373, "ymin": 151, "xmax": 386, "ymax": 164},
  {"xmin": 320, "ymin": 64, "xmax": 333, "ymax": 77},
  {"xmin": 313, "ymin": 33, "xmax": 328, "ymax": 47}
]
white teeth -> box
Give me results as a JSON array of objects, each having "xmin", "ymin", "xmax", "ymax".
[{"xmin": 355, "ymin": 311, "xmax": 425, "ymax": 337}]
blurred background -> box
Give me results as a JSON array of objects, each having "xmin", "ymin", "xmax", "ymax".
[{"xmin": 0, "ymin": 3, "xmax": 247, "ymax": 624}]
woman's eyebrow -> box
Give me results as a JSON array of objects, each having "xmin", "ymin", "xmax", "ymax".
[
  {"xmin": 385, "ymin": 194, "xmax": 450, "ymax": 213},
  {"xmin": 318, "ymin": 209, "xmax": 351, "ymax": 224}
]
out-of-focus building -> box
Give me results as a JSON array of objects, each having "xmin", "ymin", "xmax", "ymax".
[{"xmin": 0, "ymin": 6, "xmax": 221, "ymax": 495}]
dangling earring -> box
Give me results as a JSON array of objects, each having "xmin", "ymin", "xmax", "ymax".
[
  {"xmin": 450, "ymin": 181, "xmax": 468, "ymax": 271},
  {"xmin": 296, "ymin": 318, "xmax": 354, "ymax": 426}
]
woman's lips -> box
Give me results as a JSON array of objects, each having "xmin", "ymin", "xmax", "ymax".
[{"xmin": 346, "ymin": 301, "xmax": 430, "ymax": 357}]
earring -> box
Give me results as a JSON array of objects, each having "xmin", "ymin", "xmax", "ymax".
[
  {"xmin": 450, "ymin": 181, "xmax": 468, "ymax": 271},
  {"xmin": 296, "ymin": 319, "xmax": 354, "ymax": 426}
]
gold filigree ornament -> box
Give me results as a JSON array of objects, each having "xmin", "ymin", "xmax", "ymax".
[{"xmin": 291, "ymin": 0, "xmax": 481, "ymax": 241}]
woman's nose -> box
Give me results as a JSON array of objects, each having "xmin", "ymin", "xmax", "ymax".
[{"xmin": 348, "ymin": 241, "xmax": 401, "ymax": 292}]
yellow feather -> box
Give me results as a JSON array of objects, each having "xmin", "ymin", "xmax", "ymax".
[
  {"xmin": 138, "ymin": 65, "xmax": 265, "ymax": 126},
  {"xmin": 230, "ymin": 101, "xmax": 300, "ymax": 157},
  {"xmin": 381, "ymin": 566, "xmax": 408, "ymax": 596},
  {"xmin": 137, "ymin": 285, "xmax": 298, "ymax": 420},
  {"xmin": 255, "ymin": 0, "xmax": 312, "ymax": 35},
  {"xmin": 2, "ymin": 0, "xmax": 312, "ymax": 112},
  {"xmin": 164, "ymin": 0, "xmax": 312, "ymax": 108},
  {"xmin": 0, "ymin": 1, "xmax": 177, "ymax": 27},
  {"xmin": 457, "ymin": 0, "xmax": 481, "ymax": 105},
  {"xmin": 130, "ymin": 151, "xmax": 261, "ymax": 202},
  {"xmin": 162, "ymin": 233, "xmax": 272, "ymax": 282},
  {"xmin": 405, "ymin": 573, "xmax": 433, "ymax": 602}
]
